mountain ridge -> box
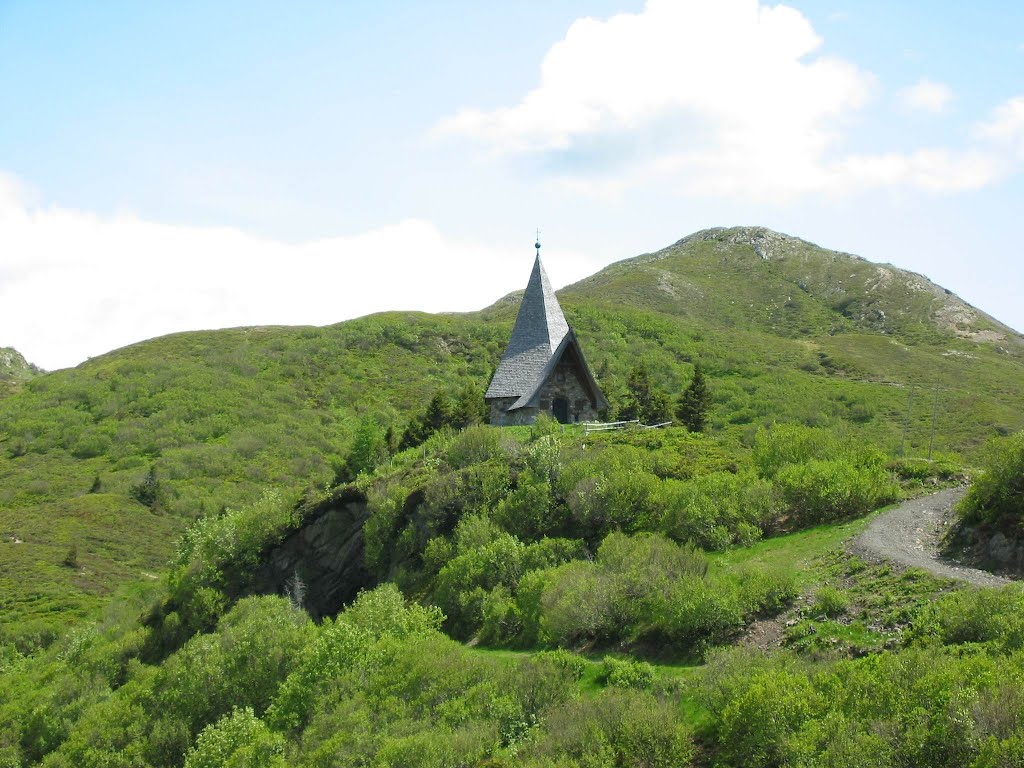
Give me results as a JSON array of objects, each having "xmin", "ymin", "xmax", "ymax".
[{"xmin": 564, "ymin": 226, "xmax": 1022, "ymax": 348}]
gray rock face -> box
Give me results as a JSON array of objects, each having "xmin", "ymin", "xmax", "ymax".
[
  {"xmin": 0, "ymin": 347, "xmax": 43, "ymax": 382},
  {"xmin": 988, "ymin": 532, "xmax": 1016, "ymax": 566},
  {"xmin": 247, "ymin": 487, "xmax": 373, "ymax": 619},
  {"xmin": 945, "ymin": 523, "xmax": 1024, "ymax": 576}
]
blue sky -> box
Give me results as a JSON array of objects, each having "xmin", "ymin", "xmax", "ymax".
[{"xmin": 1, "ymin": 0, "xmax": 1022, "ymax": 369}]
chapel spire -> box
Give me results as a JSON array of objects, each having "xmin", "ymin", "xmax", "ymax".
[{"xmin": 484, "ymin": 238, "xmax": 606, "ymax": 425}]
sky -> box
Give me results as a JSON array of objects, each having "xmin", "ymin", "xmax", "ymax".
[{"xmin": 1, "ymin": 0, "xmax": 1022, "ymax": 370}]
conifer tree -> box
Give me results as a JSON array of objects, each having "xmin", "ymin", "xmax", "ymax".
[
  {"xmin": 619, "ymin": 364, "xmax": 672, "ymax": 424},
  {"xmin": 677, "ymin": 364, "xmax": 711, "ymax": 432},
  {"xmin": 451, "ymin": 382, "xmax": 488, "ymax": 429},
  {"xmin": 130, "ymin": 465, "xmax": 162, "ymax": 508},
  {"xmin": 400, "ymin": 391, "xmax": 454, "ymax": 450}
]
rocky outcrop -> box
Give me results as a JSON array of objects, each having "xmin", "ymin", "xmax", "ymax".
[
  {"xmin": 944, "ymin": 523, "xmax": 1024, "ymax": 577},
  {"xmin": 0, "ymin": 347, "xmax": 42, "ymax": 383},
  {"xmin": 248, "ymin": 487, "xmax": 373, "ymax": 619}
]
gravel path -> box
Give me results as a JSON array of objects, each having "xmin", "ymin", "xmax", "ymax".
[{"xmin": 850, "ymin": 488, "xmax": 1012, "ymax": 588}]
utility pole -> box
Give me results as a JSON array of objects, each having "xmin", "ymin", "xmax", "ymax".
[{"xmin": 900, "ymin": 385, "xmax": 915, "ymax": 457}]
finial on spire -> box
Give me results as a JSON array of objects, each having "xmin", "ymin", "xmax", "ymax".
[{"xmin": 535, "ymin": 228, "xmax": 541, "ymax": 255}]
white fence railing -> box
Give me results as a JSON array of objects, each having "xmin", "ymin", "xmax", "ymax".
[{"xmin": 580, "ymin": 420, "xmax": 672, "ymax": 434}]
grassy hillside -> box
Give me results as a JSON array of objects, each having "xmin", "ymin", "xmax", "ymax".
[
  {"xmin": 0, "ymin": 317, "xmax": 501, "ymax": 640},
  {"xmin": 560, "ymin": 228, "xmax": 1023, "ymax": 442},
  {"xmin": 1, "ymin": 226, "xmax": 1023, "ymax": 640},
  {"xmin": 1, "ymin": 418, "xmax": 1018, "ymax": 768}
]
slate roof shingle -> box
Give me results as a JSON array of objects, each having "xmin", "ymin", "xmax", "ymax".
[{"xmin": 485, "ymin": 253, "xmax": 570, "ymax": 400}]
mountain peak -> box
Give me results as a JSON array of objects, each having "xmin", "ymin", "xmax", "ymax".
[
  {"xmin": 672, "ymin": 226, "xmax": 850, "ymax": 263},
  {"xmin": 566, "ymin": 227, "xmax": 1022, "ymax": 349}
]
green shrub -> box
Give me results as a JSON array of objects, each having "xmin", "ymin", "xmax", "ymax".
[
  {"xmin": 344, "ymin": 415, "xmax": 389, "ymax": 478},
  {"xmin": 538, "ymin": 560, "xmax": 617, "ymax": 646},
  {"xmin": 533, "ymin": 649, "xmax": 587, "ymax": 681},
  {"xmin": 888, "ymin": 455, "xmax": 963, "ymax": 483},
  {"xmin": 150, "ymin": 596, "xmax": 313, "ymax": 739},
  {"xmin": 753, "ymin": 424, "xmax": 841, "ymax": 478},
  {"xmin": 600, "ymin": 656, "xmax": 655, "ymax": 690},
  {"xmin": 814, "ymin": 586, "xmax": 851, "ymax": 618},
  {"xmin": 523, "ymin": 690, "xmax": 695, "ymax": 767},
  {"xmin": 268, "ymin": 585, "xmax": 442, "ymax": 731},
  {"xmin": 492, "ymin": 467, "xmax": 559, "ymax": 540},
  {"xmin": 664, "ymin": 471, "xmax": 780, "ymax": 549},
  {"xmin": 717, "ymin": 668, "xmax": 818, "ymax": 768},
  {"xmin": 184, "ymin": 707, "xmax": 286, "ymax": 768},
  {"xmin": 974, "ymin": 735, "xmax": 1024, "ymax": 768},
  {"xmin": 478, "ymin": 586, "xmax": 522, "ymax": 645},
  {"xmin": 959, "ymin": 431, "xmax": 1024, "ymax": 529},
  {"xmin": 432, "ymin": 534, "xmax": 583, "ymax": 641},
  {"xmin": 776, "ymin": 459, "xmax": 898, "ymax": 525},
  {"xmin": 565, "ymin": 464, "xmax": 664, "ymax": 542},
  {"xmin": 910, "ymin": 586, "xmax": 1024, "ymax": 650},
  {"xmin": 445, "ymin": 424, "xmax": 505, "ymax": 469},
  {"xmin": 533, "ymin": 532, "xmax": 788, "ymax": 651}
]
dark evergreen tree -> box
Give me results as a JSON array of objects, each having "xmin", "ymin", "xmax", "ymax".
[
  {"xmin": 400, "ymin": 391, "xmax": 454, "ymax": 450},
  {"xmin": 451, "ymin": 382, "xmax": 489, "ymax": 429},
  {"xmin": 677, "ymin": 364, "xmax": 711, "ymax": 432},
  {"xmin": 130, "ymin": 465, "xmax": 162, "ymax": 508},
  {"xmin": 423, "ymin": 391, "xmax": 453, "ymax": 433},
  {"xmin": 617, "ymin": 365, "xmax": 649, "ymax": 422},
  {"xmin": 647, "ymin": 389, "xmax": 674, "ymax": 425},
  {"xmin": 618, "ymin": 364, "xmax": 672, "ymax": 424}
]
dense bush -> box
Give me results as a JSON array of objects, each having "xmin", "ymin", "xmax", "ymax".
[
  {"xmin": 700, "ymin": 645, "xmax": 999, "ymax": 768},
  {"xmin": 753, "ymin": 423, "xmax": 843, "ymax": 478},
  {"xmin": 144, "ymin": 489, "xmax": 303, "ymax": 658},
  {"xmin": 184, "ymin": 707, "xmax": 286, "ymax": 768},
  {"xmin": 958, "ymin": 430, "xmax": 1024, "ymax": 529},
  {"xmin": 364, "ymin": 424, "xmax": 903, "ymax": 594},
  {"xmin": 519, "ymin": 532, "xmax": 795, "ymax": 650},
  {"xmin": 663, "ymin": 470, "xmax": 780, "ymax": 549},
  {"xmin": 431, "ymin": 532, "xmax": 584, "ymax": 639},
  {"xmin": 909, "ymin": 585, "xmax": 1024, "ymax": 650},
  {"xmin": 600, "ymin": 656, "xmax": 655, "ymax": 690},
  {"xmin": 519, "ymin": 689, "xmax": 696, "ymax": 768},
  {"xmin": 776, "ymin": 458, "xmax": 899, "ymax": 525}
]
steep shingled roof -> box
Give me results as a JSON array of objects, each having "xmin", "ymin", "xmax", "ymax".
[
  {"xmin": 485, "ymin": 253, "xmax": 570, "ymax": 400},
  {"xmin": 509, "ymin": 329, "xmax": 608, "ymax": 412}
]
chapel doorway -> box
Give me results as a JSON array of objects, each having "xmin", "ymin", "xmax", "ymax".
[{"xmin": 552, "ymin": 397, "xmax": 569, "ymax": 424}]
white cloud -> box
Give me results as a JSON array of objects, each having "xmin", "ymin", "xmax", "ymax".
[
  {"xmin": 829, "ymin": 149, "xmax": 998, "ymax": 192},
  {"xmin": 0, "ymin": 174, "xmax": 596, "ymax": 370},
  {"xmin": 436, "ymin": 0, "xmax": 1008, "ymax": 199},
  {"xmin": 897, "ymin": 78, "xmax": 953, "ymax": 113},
  {"xmin": 438, "ymin": 0, "xmax": 869, "ymax": 154},
  {"xmin": 975, "ymin": 95, "xmax": 1024, "ymax": 159}
]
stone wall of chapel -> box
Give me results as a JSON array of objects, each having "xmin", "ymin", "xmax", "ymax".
[
  {"xmin": 488, "ymin": 397, "xmax": 538, "ymax": 426},
  {"xmin": 536, "ymin": 358, "xmax": 599, "ymax": 423}
]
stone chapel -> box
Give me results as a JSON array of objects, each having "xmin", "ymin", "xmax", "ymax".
[{"xmin": 485, "ymin": 240, "xmax": 608, "ymax": 425}]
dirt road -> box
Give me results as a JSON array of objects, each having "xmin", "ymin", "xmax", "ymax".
[{"xmin": 850, "ymin": 488, "xmax": 1011, "ymax": 588}]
